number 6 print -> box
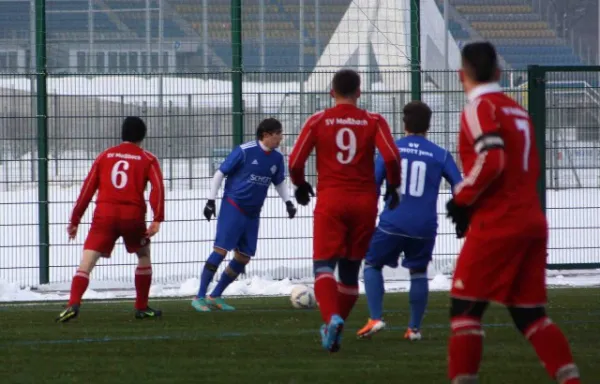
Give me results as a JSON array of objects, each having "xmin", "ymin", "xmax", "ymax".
[{"xmin": 111, "ymin": 160, "xmax": 130, "ymax": 189}]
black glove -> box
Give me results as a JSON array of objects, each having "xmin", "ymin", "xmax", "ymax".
[
  {"xmin": 204, "ymin": 199, "xmax": 216, "ymax": 221},
  {"xmin": 294, "ymin": 182, "xmax": 315, "ymax": 206},
  {"xmin": 384, "ymin": 184, "xmax": 400, "ymax": 210},
  {"xmin": 285, "ymin": 201, "xmax": 297, "ymax": 219},
  {"xmin": 446, "ymin": 198, "xmax": 470, "ymax": 239}
]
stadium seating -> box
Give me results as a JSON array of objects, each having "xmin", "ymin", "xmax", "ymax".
[
  {"xmin": 166, "ymin": 0, "xmax": 349, "ymax": 69},
  {"xmin": 0, "ymin": 1, "xmax": 30, "ymax": 39},
  {"xmin": 1, "ymin": 0, "xmax": 584, "ymax": 72},
  {"xmin": 446, "ymin": 0, "xmax": 584, "ymax": 69},
  {"xmin": 0, "ymin": 0, "xmax": 125, "ymax": 39}
]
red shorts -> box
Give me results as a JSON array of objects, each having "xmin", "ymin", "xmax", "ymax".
[
  {"xmin": 313, "ymin": 192, "xmax": 378, "ymax": 260},
  {"xmin": 84, "ymin": 214, "xmax": 149, "ymax": 257},
  {"xmin": 450, "ymin": 235, "xmax": 547, "ymax": 306}
]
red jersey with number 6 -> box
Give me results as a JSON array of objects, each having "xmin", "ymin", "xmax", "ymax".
[
  {"xmin": 70, "ymin": 142, "xmax": 165, "ymax": 226},
  {"xmin": 454, "ymin": 83, "xmax": 546, "ymax": 238},
  {"xmin": 288, "ymin": 104, "xmax": 401, "ymax": 193}
]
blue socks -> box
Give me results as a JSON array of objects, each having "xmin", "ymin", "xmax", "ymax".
[
  {"xmin": 363, "ymin": 263, "xmax": 385, "ymax": 320},
  {"xmin": 408, "ymin": 272, "xmax": 429, "ymax": 330},
  {"xmin": 210, "ymin": 258, "xmax": 246, "ymax": 298},
  {"xmin": 197, "ymin": 251, "xmax": 225, "ymax": 298},
  {"xmin": 365, "ymin": 262, "xmax": 429, "ymax": 329}
]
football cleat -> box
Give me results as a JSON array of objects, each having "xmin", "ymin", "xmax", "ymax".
[
  {"xmin": 135, "ymin": 307, "xmax": 162, "ymax": 319},
  {"xmin": 206, "ymin": 296, "xmax": 235, "ymax": 311},
  {"xmin": 56, "ymin": 304, "xmax": 80, "ymax": 323},
  {"xmin": 191, "ymin": 297, "xmax": 211, "ymax": 312},
  {"xmin": 357, "ymin": 318, "xmax": 387, "ymax": 339},
  {"xmin": 321, "ymin": 314, "xmax": 344, "ymax": 352},
  {"xmin": 404, "ymin": 328, "xmax": 422, "ymax": 341}
]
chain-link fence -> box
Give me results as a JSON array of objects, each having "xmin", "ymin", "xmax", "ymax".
[
  {"xmin": 1, "ymin": 0, "xmax": 600, "ymax": 287},
  {"xmin": 3, "ymin": 67, "xmax": 600, "ymax": 287}
]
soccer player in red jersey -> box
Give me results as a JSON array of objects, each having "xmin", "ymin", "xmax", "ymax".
[
  {"xmin": 445, "ymin": 42, "xmax": 580, "ymax": 383},
  {"xmin": 288, "ymin": 69, "xmax": 402, "ymax": 352},
  {"xmin": 56, "ymin": 116, "xmax": 165, "ymax": 323}
]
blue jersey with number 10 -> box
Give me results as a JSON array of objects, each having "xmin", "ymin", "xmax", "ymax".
[{"xmin": 375, "ymin": 135, "xmax": 462, "ymax": 238}]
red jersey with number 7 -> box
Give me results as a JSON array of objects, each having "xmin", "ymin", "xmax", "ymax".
[
  {"xmin": 288, "ymin": 104, "xmax": 401, "ymax": 194},
  {"xmin": 454, "ymin": 83, "xmax": 546, "ymax": 238},
  {"xmin": 69, "ymin": 142, "xmax": 165, "ymax": 226}
]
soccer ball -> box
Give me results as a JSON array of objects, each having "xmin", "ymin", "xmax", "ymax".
[{"xmin": 290, "ymin": 284, "xmax": 316, "ymax": 309}]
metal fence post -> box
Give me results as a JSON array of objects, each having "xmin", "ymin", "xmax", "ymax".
[
  {"xmin": 35, "ymin": 0, "xmax": 49, "ymax": 285},
  {"xmin": 527, "ymin": 65, "xmax": 546, "ymax": 214},
  {"xmin": 410, "ymin": 0, "xmax": 421, "ymax": 101},
  {"xmin": 231, "ymin": 0, "xmax": 244, "ymax": 147}
]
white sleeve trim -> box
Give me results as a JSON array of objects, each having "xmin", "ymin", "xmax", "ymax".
[
  {"xmin": 275, "ymin": 181, "xmax": 291, "ymax": 203},
  {"xmin": 208, "ymin": 170, "xmax": 225, "ymax": 200}
]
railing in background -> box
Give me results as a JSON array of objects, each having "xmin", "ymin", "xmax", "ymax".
[{"xmin": 1, "ymin": 66, "xmax": 599, "ymax": 287}]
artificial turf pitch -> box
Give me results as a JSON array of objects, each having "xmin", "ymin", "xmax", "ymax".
[{"xmin": 0, "ymin": 288, "xmax": 598, "ymax": 384}]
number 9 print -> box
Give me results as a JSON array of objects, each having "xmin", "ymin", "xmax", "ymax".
[{"xmin": 336, "ymin": 128, "xmax": 357, "ymax": 164}]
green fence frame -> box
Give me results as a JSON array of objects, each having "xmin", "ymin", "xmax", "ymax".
[
  {"xmin": 5, "ymin": 0, "xmax": 599, "ymax": 285},
  {"xmin": 528, "ymin": 65, "xmax": 600, "ymax": 270}
]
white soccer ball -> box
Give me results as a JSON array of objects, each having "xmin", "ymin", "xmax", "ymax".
[{"xmin": 290, "ymin": 284, "xmax": 316, "ymax": 309}]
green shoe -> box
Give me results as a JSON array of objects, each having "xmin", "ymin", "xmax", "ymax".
[
  {"xmin": 191, "ymin": 297, "xmax": 211, "ymax": 312},
  {"xmin": 56, "ymin": 304, "xmax": 79, "ymax": 323},
  {"xmin": 135, "ymin": 306, "xmax": 162, "ymax": 319},
  {"xmin": 206, "ymin": 296, "xmax": 235, "ymax": 311}
]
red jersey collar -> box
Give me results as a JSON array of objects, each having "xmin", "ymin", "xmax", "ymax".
[{"xmin": 467, "ymin": 82, "xmax": 502, "ymax": 102}]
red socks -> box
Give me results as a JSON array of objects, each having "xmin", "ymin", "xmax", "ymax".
[
  {"xmin": 135, "ymin": 266, "xmax": 152, "ymax": 310},
  {"xmin": 448, "ymin": 315, "xmax": 580, "ymax": 384},
  {"xmin": 68, "ymin": 266, "xmax": 153, "ymax": 310},
  {"xmin": 448, "ymin": 316, "xmax": 484, "ymax": 382},
  {"xmin": 314, "ymin": 273, "xmax": 339, "ymax": 323},
  {"xmin": 337, "ymin": 283, "xmax": 359, "ymax": 320},
  {"xmin": 68, "ymin": 270, "xmax": 90, "ymax": 306},
  {"xmin": 524, "ymin": 317, "xmax": 580, "ymax": 383}
]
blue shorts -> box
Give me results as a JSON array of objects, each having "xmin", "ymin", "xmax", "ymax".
[
  {"xmin": 365, "ymin": 227, "xmax": 435, "ymax": 270},
  {"xmin": 214, "ymin": 199, "xmax": 260, "ymax": 257}
]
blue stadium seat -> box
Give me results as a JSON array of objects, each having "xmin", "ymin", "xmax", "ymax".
[
  {"xmin": 2, "ymin": 0, "xmax": 586, "ymax": 72},
  {"xmin": 0, "ymin": 1, "xmax": 30, "ymax": 37},
  {"xmin": 451, "ymin": 0, "xmax": 586, "ymax": 69},
  {"xmin": 451, "ymin": 0, "xmax": 525, "ymax": 4}
]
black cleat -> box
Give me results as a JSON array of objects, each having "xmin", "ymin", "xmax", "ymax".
[
  {"xmin": 135, "ymin": 307, "xmax": 162, "ymax": 319},
  {"xmin": 56, "ymin": 304, "xmax": 80, "ymax": 323}
]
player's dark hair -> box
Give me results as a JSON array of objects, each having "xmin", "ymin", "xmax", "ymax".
[
  {"xmin": 121, "ymin": 116, "xmax": 147, "ymax": 143},
  {"xmin": 403, "ymin": 101, "xmax": 432, "ymax": 135},
  {"xmin": 332, "ymin": 69, "xmax": 361, "ymax": 97},
  {"xmin": 256, "ymin": 117, "xmax": 283, "ymax": 140},
  {"xmin": 461, "ymin": 41, "xmax": 498, "ymax": 83}
]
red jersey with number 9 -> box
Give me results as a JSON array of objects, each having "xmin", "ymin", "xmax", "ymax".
[
  {"xmin": 454, "ymin": 83, "xmax": 546, "ymax": 238},
  {"xmin": 69, "ymin": 142, "xmax": 165, "ymax": 226},
  {"xmin": 288, "ymin": 104, "xmax": 401, "ymax": 194}
]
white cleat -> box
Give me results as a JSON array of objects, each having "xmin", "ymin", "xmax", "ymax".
[
  {"xmin": 357, "ymin": 319, "xmax": 387, "ymax": 339},
  {"xmin": 404, "ymin": 328, "xmax": 422, "ymax": 341}
]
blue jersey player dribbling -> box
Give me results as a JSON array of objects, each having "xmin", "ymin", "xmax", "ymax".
[
  {"xmin": 357, "ymin": 101, "xmax": 462, "ymax": 340},
  {"xmin": 192, "ymin": 118, "xmax": 297, "ymax": 312}
]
